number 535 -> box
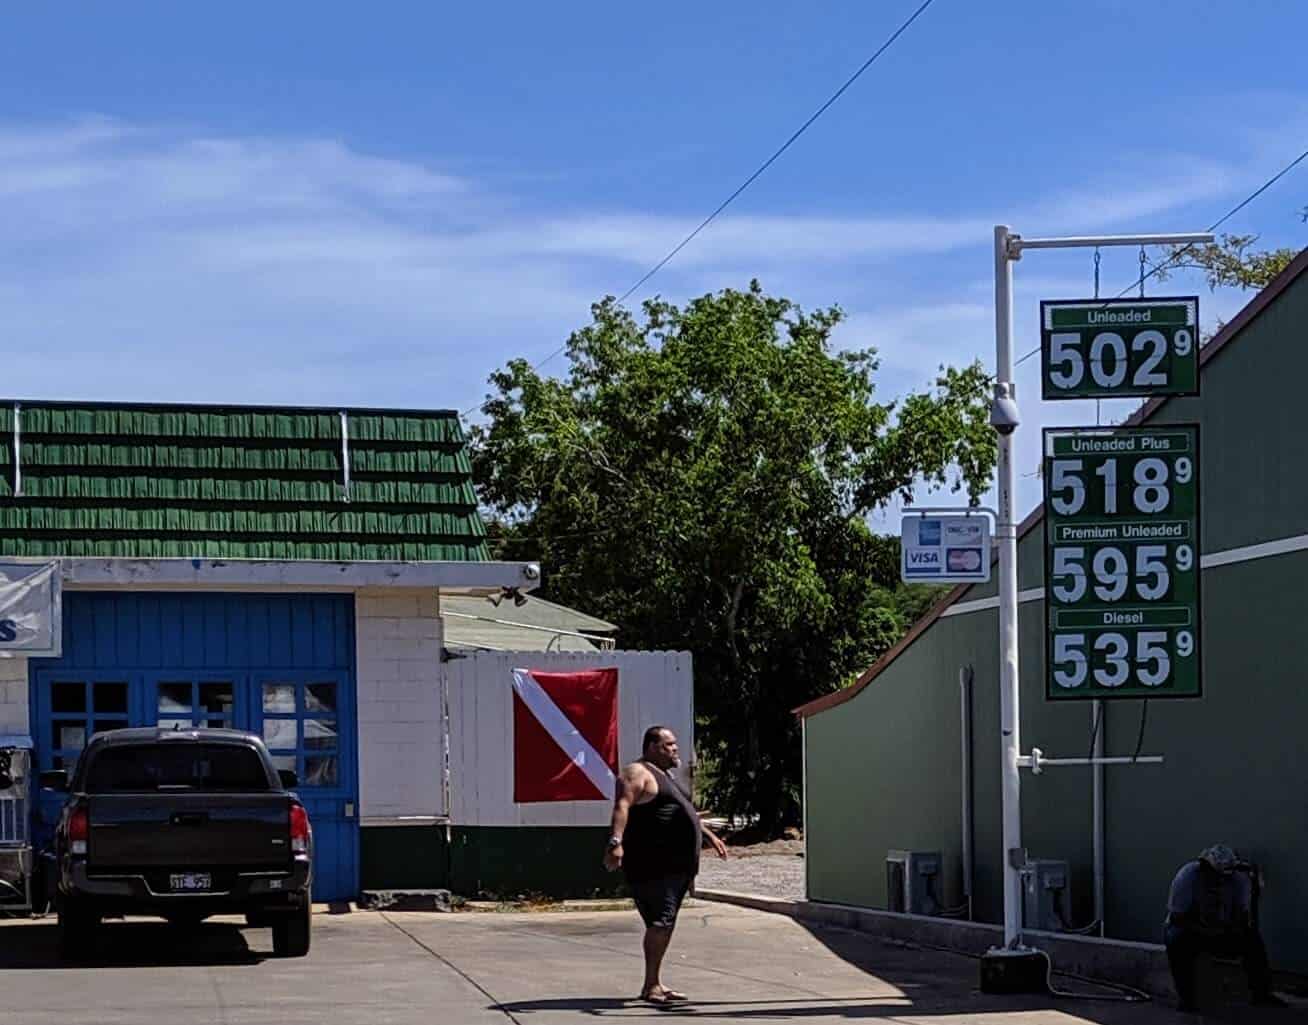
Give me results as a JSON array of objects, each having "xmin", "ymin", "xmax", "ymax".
[{"xmin": 1053, "ymin": 630, "xmax": 1194, "ymax": 689}]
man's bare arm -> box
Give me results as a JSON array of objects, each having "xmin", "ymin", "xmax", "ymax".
[
  {"xmin": 603, "ymin": 764, "xmax": 650, "ymax": 870},
  {"xmin": 609, "ymin": 766, "xmax": 645, "ymax": 838},
  {"xmin": 700, "ymin": 820, "xmax": 729, "ymax": 860}
]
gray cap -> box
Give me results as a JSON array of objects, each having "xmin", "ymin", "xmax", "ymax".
[{"xmin": 1199, "ymin": 844, "xmax": 1239, "ymax": 874}]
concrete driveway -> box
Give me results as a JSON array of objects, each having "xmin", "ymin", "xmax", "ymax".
[{"xmin": 0, "ymin": 902, "xmax": 1293, "ymax": 1024}]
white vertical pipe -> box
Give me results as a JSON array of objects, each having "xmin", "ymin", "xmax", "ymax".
[
  {"xmin": 339, "ymin": 410, "xmax": 352, "ymax": 500},
  {"xmin": 994, "ymin": 224, "xmax": 1024, "ymax": 948},
  {"xmin": 12, "ymin": 402, "xmax": 21, "ymax": 497},
  {"xmin": 802, "ymin": 716, "xmax": 810, "ymax": 901},
  {"xmin": 960, "ymin": 666, "xmax": 974, "ymax": 919},
  {"xmin": 1093, "ymin": 699, "xmax": 1105, "ymax": 934}
]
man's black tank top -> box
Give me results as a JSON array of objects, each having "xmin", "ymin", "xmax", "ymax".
[{"xmin": 623, "ymin": 762, "xmax": 702, "ymax": 883}]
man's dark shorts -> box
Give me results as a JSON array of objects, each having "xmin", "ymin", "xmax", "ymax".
[{"xmin": 629, "ymin": 873, "xmax": 693, "ymax": 929}]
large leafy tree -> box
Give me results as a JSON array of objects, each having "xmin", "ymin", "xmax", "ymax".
[{"xmin": 471, "ymin": 282, "xmax": 994, "ymax": 831}]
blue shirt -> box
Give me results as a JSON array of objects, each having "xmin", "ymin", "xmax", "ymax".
[{"xmin": 1167, "ymin": 860, "xmax": 1254, "ymax": 934}]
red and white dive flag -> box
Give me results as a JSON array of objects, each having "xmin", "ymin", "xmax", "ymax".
[{"xmin": 512, "ymin": 667, "xmax": 618, "ymax": 803}]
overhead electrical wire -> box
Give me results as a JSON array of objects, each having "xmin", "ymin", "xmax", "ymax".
[
  {"xmin": 1014, "ymin": 144, "xmax": 1308, "ymax": 368},
  {"xmin": 461, "ymin": 0, "xmax": 939, "ymax": 417}
]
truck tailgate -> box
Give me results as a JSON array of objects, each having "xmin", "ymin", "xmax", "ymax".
[{"xmin": 88, "ymin": 793, "xmax": 291, "ymax": 869}]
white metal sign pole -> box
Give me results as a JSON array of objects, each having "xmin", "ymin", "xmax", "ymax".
[
  {"xmin": 992, "ymin": 225, "xmax": 1023, "ymax": 948},
  {"xmin": 988, "ymin": 226, "xmax": 1213, "ymax": 957}
]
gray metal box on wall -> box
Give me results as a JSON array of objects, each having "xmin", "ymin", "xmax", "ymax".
[
  {"xmin": 1021, "ymin": 859, "xmax": 1070, "ymax": 932},
  {"xmin": 885, "ymin": 850, "xmax": 941, "ymax": 915}
]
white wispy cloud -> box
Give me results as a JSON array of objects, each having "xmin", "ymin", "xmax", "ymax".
[{"xmin": 0, "ymin": 116, "xmax": 1270, "ymax": 412}]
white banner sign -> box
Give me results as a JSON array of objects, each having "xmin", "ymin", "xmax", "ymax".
[
  {"xmin": 0, "ymin": 562, "xmax": 62, "ymax": 658},
  {"xmin": 901, "ymin": 515, "xmax": 991, "ymax": 585}
]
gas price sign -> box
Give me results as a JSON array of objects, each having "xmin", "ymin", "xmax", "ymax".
[
  {"xmin": 1040, "ymin": 297, "xmax": 1199, "ymax": 400},
  {"xmin": 1043, "ymin": 426, "xmax": 1201, "ymax": 700}
]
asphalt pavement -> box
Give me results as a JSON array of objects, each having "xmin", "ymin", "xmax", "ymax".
[{"xmin": 0, "ymin": 902, "xmax": 1297, "ymax": 1024}]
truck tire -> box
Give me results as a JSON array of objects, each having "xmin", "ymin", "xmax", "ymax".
[
  {"xmin": 57, "ymin": 897, "xmax": 98, "ymax": 962},
  {"xmin": 272, "ymin": 899, "xmax": 311, "ymax": 958}
]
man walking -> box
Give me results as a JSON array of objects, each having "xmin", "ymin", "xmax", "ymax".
[
  {"xmin": 1164, "ymin": 844, "xmax": 1285, "ymax": 1012},
  {"xmin": 603, "ymin": 725, "xmax": 727, "ymax": 1005}
]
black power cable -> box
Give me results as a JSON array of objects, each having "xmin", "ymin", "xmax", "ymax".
[
  {"xmin": 462, "ymin": 0, "xmax": 941, "ymax": 416},
  {"xmin": 1131, "ymin": 699, "xmax": 1149, "ymax": 763},
  {"xmin": 1086, "ymin": 703, "xmax": 1102, "ymax": 764},
  {"xmin": 1016, "ymin": 144, "xmax": 1308, "ymax": 369}
]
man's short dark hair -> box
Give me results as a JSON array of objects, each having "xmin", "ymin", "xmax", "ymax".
[{"xmin": 643, "ymin": 726, "xmax": 673, "ymax": 753}]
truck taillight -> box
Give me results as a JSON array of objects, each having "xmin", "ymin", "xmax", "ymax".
[
  {"xmin": 289, "ymin": 802, "xmax": 310, "ymax": 855},
  {"xmin": 69, "ymin": 807, "xmax": 89, "ymax": 856}
]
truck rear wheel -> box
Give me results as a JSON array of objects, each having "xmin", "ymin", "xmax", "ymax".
[
  {"xmin": 56, "ymin": 897, "xmax": 98, "ymax": 962},
  {"xmin": 271, "ymin": 899, "xmax": 311, "ymax": 958}
]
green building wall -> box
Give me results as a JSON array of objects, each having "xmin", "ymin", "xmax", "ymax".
[{"xmin": 804, "ymin": 261, "xmax": 1308, "ymax": 973}]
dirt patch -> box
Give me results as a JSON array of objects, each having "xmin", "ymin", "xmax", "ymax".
[
  {"xmin": 724, "ymin": 837, "xmax": 804, "ymax": 858},
  {"xmin": 721, "ymin": 825, "xmax": 804, "ymax": 859}
]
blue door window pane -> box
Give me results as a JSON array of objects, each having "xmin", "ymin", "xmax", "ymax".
[
  {"xmin": 263, "ymin": 683, "xmax": 296, "ymax": 713},
  {"xmin": 158, "ymin": 683, "xmax": 192, "ymax": 715},
  {"xmin": 303, "ymin": 757, "xmax": 338, "ymax": 787},
  {"xmin": 304, "ymin": 719, "xmax": 338, "ymax": 751},
  {"xmin": 94, "ymin": 683, "xmax": 129, "ymax": 714},
  {"xmin": 199, "ymin": 683, "xmax": 234, "ymax": 719},
  {"xmin": 306, "ymin": 684, "xmax": 338, "ymax": 713},
  {"xmin": 263, "ymin": 719, "xmax": 297, "ymax": 750},
  {"xmin": 53, "ymin": 722, "xmax": 86, "ymax": 752},
  {"xmin": 52, "ymin": 683, "xmax": 86, "ymax": 714}
]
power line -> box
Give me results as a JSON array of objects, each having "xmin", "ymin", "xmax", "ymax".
[
  {"xmin": 1014, "ymin": 144, "xmax": 1308, "ymax": 368},
  {"xmin": 461, "ymin": 0, "xmax": 939, "ymax": 418},
  {"xmin": 613, "ymin": 0, "xmax": 937, "ymax": 307}
]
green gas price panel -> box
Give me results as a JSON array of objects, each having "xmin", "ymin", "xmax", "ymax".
[{"xmin": 1043, "ymin": 426, "xmax": 1201, "ymax": 700}]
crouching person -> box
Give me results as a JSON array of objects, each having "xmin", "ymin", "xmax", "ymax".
[{"xmin": 1164, "ymin": 844, "xmax": 1284, "ymax": 1012}]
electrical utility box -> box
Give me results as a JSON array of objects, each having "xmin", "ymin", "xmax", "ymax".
[
  {"xmin": 885, "ymin": 850, "xmax": 941, "ymax": 916},
  {"xmin": 1021, "ymin": 858, "xmax": 1071, "ymax": 932}
]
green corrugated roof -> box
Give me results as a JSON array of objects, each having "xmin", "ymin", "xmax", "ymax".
[{"xmin": 0, "ymin": 401, "xmax": 488, "ymax": 562}]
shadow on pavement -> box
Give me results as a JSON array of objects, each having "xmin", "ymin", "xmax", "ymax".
[
  {"xmin": 0, "ymin": 920, "xmax": 265, "ymax": 969},
  {"xmin": 492, "ymin": 997, "xmax": 927, "ymax": 1018},
  {"xmin": 793, "ymin": 919, "xmax": 1296, "ymax": 1025}
]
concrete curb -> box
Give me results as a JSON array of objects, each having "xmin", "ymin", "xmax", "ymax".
[{"xmin": 693, "ymin": 887, "xmax": 1176, "ymax": 999}]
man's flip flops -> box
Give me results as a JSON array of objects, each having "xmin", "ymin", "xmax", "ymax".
[{"xmin": 640, "ymin": 989, "xmax": 688, "ymax": 1005}]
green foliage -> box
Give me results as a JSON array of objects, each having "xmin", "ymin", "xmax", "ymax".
[
  {"xmin": 1162, "ymin": 233, "xmax": 1299, "ymax": 292},
  {"xmin": 472, "ymin": 282, "xmax": 994, "ymax": 831}
]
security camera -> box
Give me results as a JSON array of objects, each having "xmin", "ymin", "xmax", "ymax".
[
  {"xmin": 523, "ymin": 563, "xmax": 541, "ymax": 581},
  {"xmin": 989, "ymin": 392, "xmax": 1021, "ymax": 436}
]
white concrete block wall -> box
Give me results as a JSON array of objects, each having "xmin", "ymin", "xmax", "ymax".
[
  {"xmin": 355, "ymin": 588, "xmax": 445, "ymax": 822},
  {"xmin": 0, "ymin": 656, "xmax": 29, "ymax": 734}
]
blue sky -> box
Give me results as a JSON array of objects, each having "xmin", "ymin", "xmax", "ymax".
[{"xmin": 1, "ymin": 1, "xmax": 1305, "ymax": 519}]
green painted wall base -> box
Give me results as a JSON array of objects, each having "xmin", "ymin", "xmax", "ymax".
[{"xmin": 361, "ymin": 825, "xmax": 623, "ymax": 899}]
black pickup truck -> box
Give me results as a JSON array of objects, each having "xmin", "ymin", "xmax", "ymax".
[{"xmin": 41, "ymin": 727, "xmax": 314, "ymax": 960}]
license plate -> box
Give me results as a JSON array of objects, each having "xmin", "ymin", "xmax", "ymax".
[{"xmin": 169, "ymin": 873, "xmax": 212, "ymax": 892}]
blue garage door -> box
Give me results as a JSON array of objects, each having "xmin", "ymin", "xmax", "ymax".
[{"xmin": 30, "ymin": 593, "xmax": 359, "ymax": 902}]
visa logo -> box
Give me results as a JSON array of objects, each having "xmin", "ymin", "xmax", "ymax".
[{"xmin": 907, "ymin": 551, "xmax": 941, "ymax": 567}]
